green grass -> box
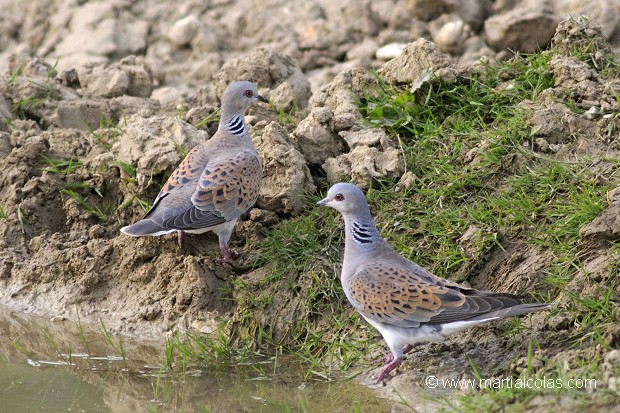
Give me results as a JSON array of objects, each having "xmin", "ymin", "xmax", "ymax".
[
  {"xmin": 61, "ymin": 188, "xmax": 113, "ymax": 220},
  {"xmin": 41, "ymin": 156, "xmax": 83, "ymax": 176},
  {"xmin": 273, "ymin": 101, "xmax": 306, "ymax": 131},
  {"xmin": 10, "ymin": 61, "xmax": 59, "ymax": 119},
  {"xmin": 85, "ymin": 115, "xmax": 125, "ymax": 150},
  {"xmin": 194, "ymin": 110, "xmax": 220, "ymax": 129},
  {"xmin": 99, "ymin": 318, "xmax": 127, "ymax": 368},
  {"xmin": 40, "ymin": 154, "xmax": 118, "ymax": 220}
]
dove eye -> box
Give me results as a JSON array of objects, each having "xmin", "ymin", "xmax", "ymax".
[
  {"xmin": 334, "ymin": 193, "xmax": 345, "ymax": 201},
  {"xmin": 244, "ymin": 90, "xmax": 253, "ymax": 98}
]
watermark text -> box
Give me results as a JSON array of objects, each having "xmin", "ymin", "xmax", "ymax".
[{"xmin": 425, "ymin": 375, "xmax": 596, "ymax": 391}]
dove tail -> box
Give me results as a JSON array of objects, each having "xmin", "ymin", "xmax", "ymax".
[
  {"xmin": 469, "ymin": 302, "xmax": 550, "ymax": 322},
  {"xmin": 436, "ymin": 303, "xmax": 549, "ymax": 337},
  {"xmin": 120, "ymin": 219, "xmax": 174, "ymax": 237}
]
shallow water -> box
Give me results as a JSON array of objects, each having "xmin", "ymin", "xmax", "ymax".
[{"xmin": 0, "ymin": 307, "xmax": 393, "ymax": 413}]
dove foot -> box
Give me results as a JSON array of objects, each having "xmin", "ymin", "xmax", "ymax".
[
  {"xmin": 371, "ymin": 352, "xmax": 394, "ymax": 365},
  {"xmin": 177, "ymin": 230, "xmax": 185, "ymax": 246},
  {"xmin": 217, "ymin": 245, "xmax": 234, "ymax": 264},
  {"xmin": 374, "ymin": 357, "xmax": 403, "ymax": 384}
]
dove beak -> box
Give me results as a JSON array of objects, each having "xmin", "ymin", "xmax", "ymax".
[
  {"xmin": 316, "ymin": 197, "xmax": 329, "ymax": 207},
  {"xmin": 257, "ymin": 94, "xmax": 268, "ymax": 103}
]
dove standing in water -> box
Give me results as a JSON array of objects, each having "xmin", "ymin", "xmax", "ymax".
[
  {"xmin": 121, "ymin": 81, "xmax": 267, "ymax": 263},
  {"xmin": 317, "ymin": 183, "xmax": 549, "ymax": 383}
]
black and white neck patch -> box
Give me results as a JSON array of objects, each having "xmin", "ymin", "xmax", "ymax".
[
  {"xmin": 227, "ymin": 116, "xmax": 245, "ymax": 136},
  {"xmin": 351, "ymin": 221, "xmax": 375, "ymax": 245}
]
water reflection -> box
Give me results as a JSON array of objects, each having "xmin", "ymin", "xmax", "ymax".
[{"xmin": 0, "ymin": 308, "xmax": 392, "ymax": 412}]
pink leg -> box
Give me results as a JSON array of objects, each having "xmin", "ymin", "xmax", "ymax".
[
  {"xmin": 371, "ymin": 352, "xmax": 394, "ymax": 365},
  {"xmin": 217, "ymin": 244, "xmax": 233, "ymax": 264},
  {"xmin": 177, "ymin": 230, "xmax": 184, "ymax": 246},
  {"xmin": 371, "ymin": 345, "xmax": 413, "ymax": 382},
  {"xmin": 372, "ymin": 345, "xmax": 413, "ymax": 365},
  {"xmin": 374, "ymin": 357, "xmax": 403, "ymax": 383}
]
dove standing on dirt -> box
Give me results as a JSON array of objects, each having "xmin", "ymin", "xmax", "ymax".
[
  {"xmin": 317, "ymin": 183, "xmax": 549, "ymax": 383},
  {"xmin": 121, "ymin": 81, "xmax": 267, "ymax": 263}
]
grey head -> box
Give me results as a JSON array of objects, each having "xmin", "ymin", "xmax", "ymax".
[
  {"xmin": 317, "ymin": 182, "xmax": 374, "ymax": 221},
  {"xmin": 219, "ymin": 81, "xmax": 268, "ymax": 125}
]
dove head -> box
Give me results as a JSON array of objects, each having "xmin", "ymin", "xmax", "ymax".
[
  {"xmin": 219, "ymin": 81, "xmax": 267, "ymax": 122},
  {"xmin": 317, "ymin": 183, "xmax": 373, "ymax": 220}
]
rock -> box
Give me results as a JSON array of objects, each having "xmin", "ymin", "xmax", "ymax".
[
  {"xmin": 78, "ymin": 56, "xmax": 154, "ymax": 98},
  {"xmin": 167, "ymin": 15, "xmax": 203, "ymax": 47},
  {"xmin": 0, "ymin": 132, "xmax": 11, "ymax": 157},
  {"xmin": 0, "ymin": 96, "xmax": 13, "ymax": 124},
  {"xmin": 8, "ymin": 54, "xmax": 55, "ymax": 77},
  {"xmin": 293, "ymin": 68, "xmax": 376, "ymax": 166},
  {"xmin": 294, "ymin": 67, "xmax": 404, "ymax": 186},
  {"xmin": 53, "ymin": 2, "xmax": 118, "ymax": 58},
  {"xmin": 484, "ymin": 1, "xmax": 560, "ymax": 53},
  {"xmin": 151, "ymin": 85, "xmax": 195, "ymax": 108},
  {"xmin": 291, "ymin": 107, "xmax": 344, "ymax": 165},
  {"xmin": 345, "ymin": 38, "xmax": 379, "ymax": 65},
  {"xmin": 116, "ymin": 16, "xmax": 149, "ymax": 56},
  {"xmin": 111, "ymin": 95, "xmax": 161, "ymax": 119},
  {"xmin": 405, "ymin": 0, "xmax": 489, "ymax": 30},
  {"xmin": 460, "ymin": 35, "xmax": 497, "ymax": 65},
  {"xmin": 551, "ymin": 15, "xmax": 613, "ymax": 68},
  {"xmin": 100, "ymin": 115, "xmax": 208, "ymax": 191},
  {"xmin": 375, "ymin": 42, "xmax": 407, "ymax": 60},
  {"xmin": 254, "ymin": 121, "xmax": 316, "ymax": 214},
  {"xmin": 378, "ymin": 39, "xmax": 461, "ymax": 85},
  {"xmin": 310, "ymin": 68, "xmax": 376, "ymax": 118},
  {"xmin": 211, "ymin": 47, "xmax": 311, "ymax": 111},
  {"xmin": 603, "ymin": 349, "xmax": 620, "ymax": 391},
  {"xmin": 554, "ymin": 0, "xmax": 620, "ymax": 39},
  {"xmin": 550, "ymin": 55, "xmax": 597, "ymax": 85},
  {"xmin": 49, "ymin": 2, "xmax": 148, "ymax": 65},
  {"xmin": 55, "ymin": 100, "xmax": 112, "ymax": 131},
  {"xmin": 405, "ymin": 0, "xmax": 452, "ymax": 21},
  {"xmin": 90, "ymin": 70, "xmax": 131, "ymax": 98},
  {"xmin": 57, "ymin": 69, "xmax": 80, "ymax": 88},
  {"xmin": 190, "ymin": 317, "xmax": 220, "ymax": 334},
  {"xmin": 523, "ymin": 101, "xmax": 594, "ymax": 144},
  {"xmin": 580, "ymin": 186, "xmax": 620, "ymax": 244},
  {"xmin": 339, "ymin": 127, "xmax": 393, "ymax": 149},
  {"xmin": 394, "ymin": 171, "xmax": 417, "ymax": 191},
  {"xmin": 323, "ymin": 144, "xmax": 405, "ymax": 189},
  {"xmin": 432, "ymin": 18, "xmax": 470, "ymax": 55}
]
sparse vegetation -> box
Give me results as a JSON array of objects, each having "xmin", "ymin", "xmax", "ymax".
[
  {"xmin": 195, "ymin": 109, "xmax": 220, "ymax": 129},
  {"xmin": 10, "ymin": 61, "xmax": 59, "ymax": 119},
  {"xmin": 274, "ymin": 101, "xmax": 306, "ymax": 130},
  {"xmin": 41, "ymin": 155, "xmax": 83, "ymax": 176},
  {"xmin": 61, "ymin": 188, "xmax": 113, "ymax": 220},
  {"xmin": 86, "ymin": 115, "xmax": 125, "ymax": 150}
]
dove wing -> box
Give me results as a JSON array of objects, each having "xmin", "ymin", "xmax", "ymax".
[
  {"xmin": 143, "ymin": 148, "xmax": 261, "ymax": 230},
  {"xmin": 345, "ymin": 262, "xmax": 522, "ymax": 328}
]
